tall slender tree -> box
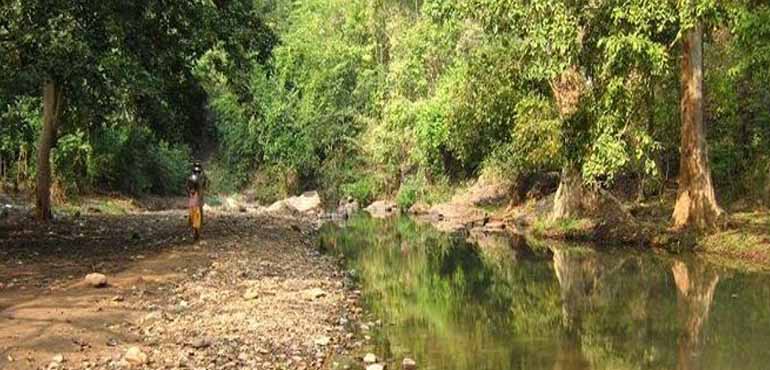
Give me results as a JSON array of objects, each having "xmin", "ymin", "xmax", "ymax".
[{"xmin": 672, "ymin": 1, "xmax": 723, "ymax": 229}]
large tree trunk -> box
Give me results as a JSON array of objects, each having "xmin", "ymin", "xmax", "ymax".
[
  {"xmin": 552, "ymin": 165, "xmax": 585, "ymax": 220},
  {"xmin": 672, "ymin": 20, "xmax": 723, "ymax": 230},
  {"xmin": 35, "ymin": 80, "xmax": 65, "ymax": 222}
]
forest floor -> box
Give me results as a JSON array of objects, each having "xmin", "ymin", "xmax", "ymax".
[{"xmin": 0, "ymin": 199, "xmax": 369, "ymax": 370}]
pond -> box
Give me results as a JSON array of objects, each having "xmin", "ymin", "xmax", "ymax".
[{"xmin": 319, "ymin": 215, "xmax": 770, "ymax": 370}]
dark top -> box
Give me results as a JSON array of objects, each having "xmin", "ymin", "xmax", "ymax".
[{"xmin": 186, "ymin": 172, "xmax": 207, "ymax": 194}]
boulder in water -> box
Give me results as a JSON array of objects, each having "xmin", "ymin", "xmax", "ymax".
[{"xmin": 365, "ymin": 201, "xmax": 396, "ymax": 218}]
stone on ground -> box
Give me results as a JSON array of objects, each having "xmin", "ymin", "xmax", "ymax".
[
  {"xmin": 402, "ymin": 358, "xmax": 417, "ymax": 370},
  {"xmin": 191, "ymin": 337, "xmax": 212, "ymax": 349},
  {"xmin": 284, "ymin": 191, "xmax": 322, "ymax": 213},
  {"xmin": 366, "ymin": 364, "xmax": 385, "ymax": 370},
  {"xmin": 85, "ymin": 273, "xmax": 108, "ymax": 287},
  {"xmin": 124, "ymin": 347, "xmax": 147, "ymax": 366},
  {"xmin": 305, "ymin": 287, "xmax": 327, "ymax": 300},
  {"xmin": 243, "ymin": 288, "xmax": 259, "ymax": 300},
  {"xmin": 363, "ymin": 353, "xmax": 377, "ymax": 364}
]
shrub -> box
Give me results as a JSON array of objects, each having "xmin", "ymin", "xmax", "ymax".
[
  {"xmin": 0, "ymin": 96, "xmax": 41, "ymax": 190},
  {"xmin": 341, "ymin": 175, "xmax": 377, "ymax": 205},
  {"xmin": 88, "ymin": 126, "xmax": 191, "ymax": 195},
  {"xmin": 396, "ymin": 178, "xmax": 420, "ymax": 210}
]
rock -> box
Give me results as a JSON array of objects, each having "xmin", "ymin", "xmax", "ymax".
[
  {"xmin": 455, "ymin": 174, "xmax": 514, "ymax": 207},
  {"xmin": 85, "ymin": 273, "xmax": 108, "ymax": 287},
  {"xmin": 366, "ymin": 364, "xmax": 384, "ymax": 370},
  {"xmin": 266, "ymin": 200, "xmax": 292, "ymax": 213},
  {"xmin": 284, "ymin": 191, "xmax": 322, "ymax": 213},
  {"xmin": 408, "ymin": 202, "xmax": 430, "ymax": 215},
  {"xmin": 363, "ymin": 353, "xmax": 377, "ymax": 364},
  {"xmin": 51, "ymin": 354, "xmax": 64, "ymax": 363},
  {"xmin": 427, "ymin": 203, "xmax": 486, "ymax": 232},
  {"xmin": 124, "ymin": 347, "xmax": 147, "ymax": 366},
  {"xmin": 142, "ymin": 311, "xmax": 162, "ymax": 324},
  {"xmin": 305, "ymin": 288, "xmax": 327, "ymax": 300},
  {"xmin": 314, "ymin": 336, "xmax": 331, "ymax": 346},
  {"xmin": 365, "ymin": 200, "xmax": 397, "ymax": 218},
  {"xmin": 337, "ymin": 199, "xmax": 360, "ymax": 218},
  {"xmin": 191, "ymin": 337, "xmax": 212, "ymax": 349},
  {"xmin": 402, "ymin": 358, "xmax": 417, "ymax": 370},
  {"xmin": 243, "ymin": 288, "xmax": 259, "ymax": 300}
]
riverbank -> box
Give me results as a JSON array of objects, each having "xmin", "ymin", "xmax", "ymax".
[
  {"xmin": 362, "ymin": 178, "xmax": 770, "ymax": 271},
  {"xmin": 0, "ymin": 198, "xmax": 370, "ymax": 370}
]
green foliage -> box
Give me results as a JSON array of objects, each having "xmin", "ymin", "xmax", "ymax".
[
  {"xmin": 396, "ymin": 178, "xmax": 420, "ymax": 210},
  {"xmin": 341, "ymin": 176, "xmax": 378, "ymax": 206},
  {"xmin": 0, "ymin": 96, "xmax": 41, "ymax": 188},
  {"xmin": 88, "ymin": 126, "xmax": 190, "ymax": 195},
  {"xmin": 3, "ymin": 0, "xmax": 769, "ymax": 210},
  {"xmin": 52, "ymin": 130, "xmax": 91, "ymax": 194}
]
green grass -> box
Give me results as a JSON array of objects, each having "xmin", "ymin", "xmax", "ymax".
[
  {"xmin": 530, "ymin": 216, "xmax": 595, "ymax": 238},
  {"xmin": 698, "ymin": 211, "xmax": 770, "ymax": 267}
]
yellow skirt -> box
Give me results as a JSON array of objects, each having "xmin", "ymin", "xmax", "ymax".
[{"xmin": 190, "ymin": 207, "xmax": 202, "ymax": 230}]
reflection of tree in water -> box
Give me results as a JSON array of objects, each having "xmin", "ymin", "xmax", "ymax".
[
  {"xmin": 672, "ymin": 259, "xmax": 719, "ymax": 370},
  {"xmin": 551, "ymin": 248, "xmax": 680, "ymax": 370},
  {"xmin": 553, "ymin": 248, "xmax": 603, "ymax": 331},
  {"xmin": 324, "ymin": 217, "xmax": 746, "ymax": 370},
  {"xmin": 551, "ymin": 248, "xmax": 600, "ymax": 370}
]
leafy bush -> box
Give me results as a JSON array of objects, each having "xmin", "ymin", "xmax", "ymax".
[
  {"xmin": 396, "ymin": 178, "xmax": 420, "ymax": 210},
  {"xmin": 88, "ymin": 126, "xmax": 190, "ymax": 195},
  {"xmin": 53, "ymin": 130, "xmax": 92, "ymax": 194},
  {"xmin": 341, "ymin": 175, "xmax": 378, "ymax": 205},
  {"xmin": 0, "ymin": 96, "xmax": 41, "ymax": 189}
]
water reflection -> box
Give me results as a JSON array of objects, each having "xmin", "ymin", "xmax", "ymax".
[
  {"xmin": 673, "ymin": 259, "xmax": 719, "ymax": 370},
  {"xmin": 321, "ymin": 215, "xmax": 770, "ymax": 370}
]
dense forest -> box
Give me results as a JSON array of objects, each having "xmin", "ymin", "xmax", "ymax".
[
  {"xmin": 4, "ymin": 2, "xmax": 770, "ymax": 370},
  {"xmin": 2, "ymin": 0, "xmax": 769, "ymax": 230}
]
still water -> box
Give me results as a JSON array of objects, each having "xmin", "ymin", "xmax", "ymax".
[{"xmin": 319, "ymin": 215, "xmax": 770, "ymax": 370}]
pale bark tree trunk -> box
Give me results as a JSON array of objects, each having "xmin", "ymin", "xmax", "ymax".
[
  {"xmin": 672, "ymin": 20, "xmax": 723, "ymax": 230},
  {"xmin": 552, "ymin": 165, "xmax": 585, "ymax": 220},
  {"xmin": 35, "ymin": 79, "xmax": 65, "ymax": 222}
]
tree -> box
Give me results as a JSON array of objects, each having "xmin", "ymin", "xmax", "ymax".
[
  {"xmin": 672, "ymin": 1, "xmax": 724, "ymax": 229},
  {"xmin": 0, "ymin": 1, "xmax": 221, "ymax": 220},
  {"xmin": 35, "ymin": 80, "xmax": 64, "ymax": 220}
]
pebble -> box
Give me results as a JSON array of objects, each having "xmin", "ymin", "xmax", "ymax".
[
  {"xmin": 191, "ymin": 337, "xmax": 212, "ymax": 349},
  {"xmin": 403, "ymin": 358, "xmax": 417, "ymax": 370},
  {"xmin": 366, "ymin": 364, "xmax": 384, "ymax": 370},
  {"xmin": 243, "ymin": 288, "xmax": 260, "ymax": 300},
  {"xmin": 305, "ymin": 288, "xmax": 327, "ymax": 300},
  {"xmin": 124, "ymin": 346, "xmax": 148, "ymax": 366},
  {"xmin": 85, "ymin": 273, "xmax": 108, "ymax": 287},
  {"xmin": 363, "ymin": 353, "xmax": 377, "ymax": 364},
  {"xmin": 314, "ymin": 336, "xmax": 331, "ymax": 346}
]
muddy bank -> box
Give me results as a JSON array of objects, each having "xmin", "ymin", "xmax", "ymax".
[{"xmin": 0, "ymin": 206, "xmax": 367, "ymax": 370}]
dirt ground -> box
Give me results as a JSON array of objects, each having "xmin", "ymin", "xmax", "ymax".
[{"xmin": 0, "ymin": 207, "xmax": 365, "ymax": 370}]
